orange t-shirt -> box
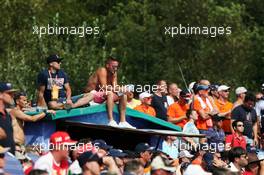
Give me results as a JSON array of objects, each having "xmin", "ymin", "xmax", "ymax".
[
  {"xmin": 134, "ymin": 104, "xmax": 156, "ymax": 117},
  {"xmin": 167, "ymin": 102, "xmax": 189, "ymax": 128},
  {"xmin": 193, "ymin": 96, "xmax": 213, "ymax": 130},
  {"xmin": 214, "ymin": 99, "xmax": 233, "ymax": 133}
]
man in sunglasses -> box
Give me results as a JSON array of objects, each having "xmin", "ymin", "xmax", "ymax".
[
  {"xmin": 84, "ymin": 56, "xmax": 134, "ymax": 128},
  {"xmin": 134, "ymin": 92, "xmax": 156, "ymax": 117},
  {"xmin": 37, "ymin": 55, "xmax": 94, "ymax": 110},
  {"xmin": 225, "ymin": 120, "xmax": 246, "ymax": 150}
]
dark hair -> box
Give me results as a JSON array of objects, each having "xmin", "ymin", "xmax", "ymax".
[
  {"xmin": 228, "ymin": 147, "xmax": 247, "ymax": 162},
  {"xmin": 211, "ymin": 167, "xmax": 234, "ymax": 175},
  {"xmin": 156, "ymin": 80, "xmax": 166, "ymax": 86},
  {"xmin": 14, "ymin": 91, "xmax": 27, "ymax": 101},
  {"xmin": 244, "ymin": 92, "xmax": 256, "ymax": 103},
  {"xmin": 29, "ymin": 169, "xmax": 48, "ymax": 175},
  {"xmin": 106, "ymin": 56, "xmax": 119, "ymax": 64},
  {"xmin": 232, "ymin": 120, "xmax": 244, "ymax": 130},
  {"xmin": 124, "ymin": 160, "xmax": 143, "ymax": 173},
  {"xmin": 186, "ymin": 109, "xmax": 194, "ymax": 119}
]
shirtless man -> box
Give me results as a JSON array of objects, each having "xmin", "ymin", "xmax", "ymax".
[{"xmin": 85, "ymin": 56, "xmax": 134, "ymax": 128}]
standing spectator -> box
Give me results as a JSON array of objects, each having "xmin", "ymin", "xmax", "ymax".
[
  {"xmin": 233, "ymin": 87, "xmax": 247, "ymax": 110},
  {"xmin": 182, "ymin": 109, "xmax": 200, "ymax": 148},
  {"xmin": 193, "ymin": 85, "xmax": 218, "ymax": 134},
  {"xmin": 227, "ymin": 147, "xmax": 248, "ymax": 173},
  {"xmin": 225, "ymin": 120, "xmax": 247, "ymax": 150},
  {"xmin": 205, "ymin": 115, "xmax": 225, "ymax": 152},
  {"xmin": 37, "ymin": 55, "xmax": 94, "ymax": 110},
  {"xmin": 151, "ymin": 80, "xmax": 168, "ymax": 121},
  {"xmin": 0, "ymin": 82, "xmax": 18, "ymax": 154},
  {"xmin": 166, "ymin": 83, "xmax": 180, "ymax": 106},
  {"xmin": 34, "ymin": 131, "xmax": 77, "ymax": 175},
  {"xmin": 10, "ymin": 92, "xmax": 55, "ymax": 157},
  {"xmin": 84, "ymin": 56, "xmax": 134, "ymax": 128},
  {"xmin": 214, "ymin": 85, "xmax": 233, "ymax": 134},
  {"xmin": 134, "ymin": 92, "xmax": 156, "ymax": 117},
  {"xmin": 167, "ymin": 90, "xmax": 191, "ymax": 128},
  {"xmin": 231, "ymin": 93, "xmax": 258, "ymax": 146}
]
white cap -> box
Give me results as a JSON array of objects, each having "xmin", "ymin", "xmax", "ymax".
[
  {"xmin": 183, "ymin": 165, "xmax": 212, "ymax": 175},
  {"xmin": 179, "ymin": 150, "xmax": 194, "ymax": 159},
  {"xmin": 151, "ymin": 156, "xmax": 176, "ymax": 172},
  {"xmin": 235, "ymin": 87, "xmax": 247, "ymax": 95},
  {"xmin": 139, "ymin": 92, "xmax": 152, "ymax": 100},
  {"xmin": 218, "ymin": 85, "xmax": 230, "ymax": 92}
]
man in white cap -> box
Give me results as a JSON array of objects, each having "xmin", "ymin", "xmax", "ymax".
[
  {"xmin": 233, "ymin": 87, "xmax": 247, "ymax": 109},
  {"xmin": 214, "ymin": 85, "xmax": 233, "ymax": 134},
  {"xmin": 134, "ymin": 92, "xmax": 156, "ymax": 117}
]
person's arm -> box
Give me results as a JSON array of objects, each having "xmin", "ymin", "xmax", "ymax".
[
  {"xmin": 168, "ymin": 116, "xmax": 187, "ymax": 123},
  {"xmin": 0, "ymin": 128, "xmax": 6, "ymax": 140},
  {"xmin": 260, "ymin": 160, "xmax": 264, "ymax": 175},
  {"xmin": 102, "ymin": 156, "xmax": 121, "ymax": 175},
  {"xmin": 64, "ymin": 83, "xmax": 73, "ymax": 104},
  {"xmin": 37, "ymin": 85, "xmax": 47, "ymax": 107},
  {"xmin": 231, "ymin": 107, "xmax": 240, "ymax": 133},
  {"xmin": 253, "ymin": 120, "xmax": 259, "ymax": 146},
  {"xmin": 11, "ymin": 109, "xmax": 55, "ymax": 122}
]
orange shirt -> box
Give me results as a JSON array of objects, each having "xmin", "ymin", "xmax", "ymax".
[
  {"xmin": 134, "ymin": 104, "xmax": 156, "ymax": 117},
  {"xmin": 214, "ymin": 99, "xmax": 233, "ymax": 133},
  {"xmin": 193, "ymin": 96, "xmax": 213, "ymax": 130},
  {"xmin": 167, "ymin": 102, "xmax": 189, "ymax": 128}
]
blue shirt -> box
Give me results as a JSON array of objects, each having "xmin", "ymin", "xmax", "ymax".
[
  {"xmin": 182, "ymin": 121, "xmax": 200, "ymax": 144},
  {"xmin": 206, "ymin": 127, "xmax": 225, "ymax": 151}
]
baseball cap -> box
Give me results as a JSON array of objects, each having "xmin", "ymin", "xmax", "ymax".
[
  {"xmin": 212, "ymin": 114, "xmax": 225, "ymax": 121},
  {"xmin": 50, "ymin": 131, "xmax": 77, "ymax": 146},
  {"xmin": 180, "ymin": 90, "xmax": 191, "ymax": 99},
  {"xmin": 109, "ymin": 149, "xmax": 127, "ymax": 158},
  {"xmin": 179, "ymin": 150, "xmax": 194, "ymax": 159},
  {"xmin": 0, "ymin": 82, "xmax": 18, "ymax": 93},
  {"xmin": 209, "ymin": 84, "xmax": 219, "ymax": 91},
  {"xmin": 139, "ymin": 92, "xmax": 152, "ymax": 100},
  {"xmin": 217, "ymin": 85, "xmax": 230, "ymax": 92},
  {"xmin": 196, "ymin": 85, "xmax": 209, "ymax": 91},
  {"xmin": 46, "ymin": 54, "xmax": 63, "ymax": 64},
  {"xmin": 77, "ymin": 151, "xmax": 103, "ymax": 167},
  {"xmin": 135, "ymin": 143, "xmax": 154, "ymax": 153},
  {"xmin": 235, "ymin": 87, "xmax": 247, "ymax": 95},
  {"xmin": 92, "ymin": 139, "xmax": 113, "ymax": 151},
  {"xmin": 151, "ymin": 156, "xmax": 176, "ymax": 172}
]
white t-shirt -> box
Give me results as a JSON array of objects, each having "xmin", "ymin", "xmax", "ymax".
[
  {"xmin": 68, "ymin": 160, "xmax": 82, "ymax": 174},
  {"xmin": 34, "ymin": 152, "xmax": 68, "ymax": 175},
  {"xmin": 166, "ymin": 96, "xmax": 175, "ymax": 106}
]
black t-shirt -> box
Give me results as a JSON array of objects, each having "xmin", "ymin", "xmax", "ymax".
[
  {"xmin": 151, "ymin": 94, "xmax": 168, "ymax": 121},
  {"xmin": 0, "ymin": 111, "xmax": 15, "ymax": 154},
  {"xmin": 231, "ymin": 105, "xmax": 257, "ymax": 139},
  {"xmin": 37, "ymin": 69, "xmax": 69, "ymax": 104}
]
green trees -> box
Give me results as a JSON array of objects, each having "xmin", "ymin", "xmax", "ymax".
[{"xmin": 0, "ymin": 0, "xmax": 263, "ymax": 100}]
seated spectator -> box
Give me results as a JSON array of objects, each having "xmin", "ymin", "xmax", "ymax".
[
  {"xmin": 166, "ymin": 83, "xmax": 180, "ymax": 106},
  {"xmin": 244, "ymin": 152, "xmax": 264, "ymax": 175},
  {"xmin": 134, "ymin": 143, "xmax": 154, "ymax": 175},
  {"xmin": 37, "ymin": 54, "xmax": 94, "ymax": 110},
  {"xmin": 151, "ymin": 80, "xmax": 168, "ymax": 121},
  {"xmin": 167, "ymin": 90, "xmax": 191, "ymax": 128},
  {"xmin": 126, "ymin": 90, "xmax": 141, "ymax": 109},
  {"xmin": 182, "ymin": 109, "xmax": 200, "ymax": 148},
  {"xmin": 108, "ymin": 149, "xmax": 128, "ymax": 174},
  {"xmin": 227, "ymin": 147, "xmax": 248, "ymax": 173},
  {"xmin": 29, "ymin": 169, "xmax": 48, "ymax": 175},
  {"xmin": 123, "ymin": 160, "xmax": 144, "ymax": 175},
  {"xmin": 179, "ymin": 150, "xmax": 194, "ymax": 164},
  {"xmin": 150, "ymin": 156, "xmax": 176, "ymax": 175},
  {"xmin": 205, "ymin": 115, "xmax": 225, "ymax": 152},
  {"xmin": 134, "ymin": 92, "xmax": 156, "ymax": 117},
  {"xmin": 34, "ymin": 131, "xmax": 77, "ymax": 175},
  {"xmin": 225, "ymin": 120, "xmax": 247, "ymax": 150},
  {"xmin": 10, "ymin": 92, "xmax": 55, "ymax": 158},
  {"xmin": 161, "ymin": 136, "xmax": 179, "ymax": 159}
]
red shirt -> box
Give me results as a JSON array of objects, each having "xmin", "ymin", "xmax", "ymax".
[{"xmin": 225, "ymin": 133, "xmax": 246, "ymax": 149}]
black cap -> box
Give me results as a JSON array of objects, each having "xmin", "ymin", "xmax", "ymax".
[
  {"xmin": 123, "ymin": 150, "xmax": 138, "ymax": 159},
  {"xmin": 0, "ymin": 82, "xmax": 18, "ymax": 93},
  {"xmin": 212, "ymin": 114, "xmax": 225, "ymax": 121},
  {"xmin": 77, "ymin": 151, "xmax": 102, "ymax": 167},
  {"xmin": 109, "ymin": 149, "xmax": 127, "ymax": 158},
  {"xmin": 135, "ymin": 143, "xmax": 154, "ymax": 153},
  {"xmin": 46, "ymin": 55, "xmax": 63, "ymax": 64},
  {"xmin": 180, "ymin": 90, "xmax": 191, "ymax": 98},
  {"xmin": 92, "ymin": 139, "xmax": 113, "ymax": 151}
]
